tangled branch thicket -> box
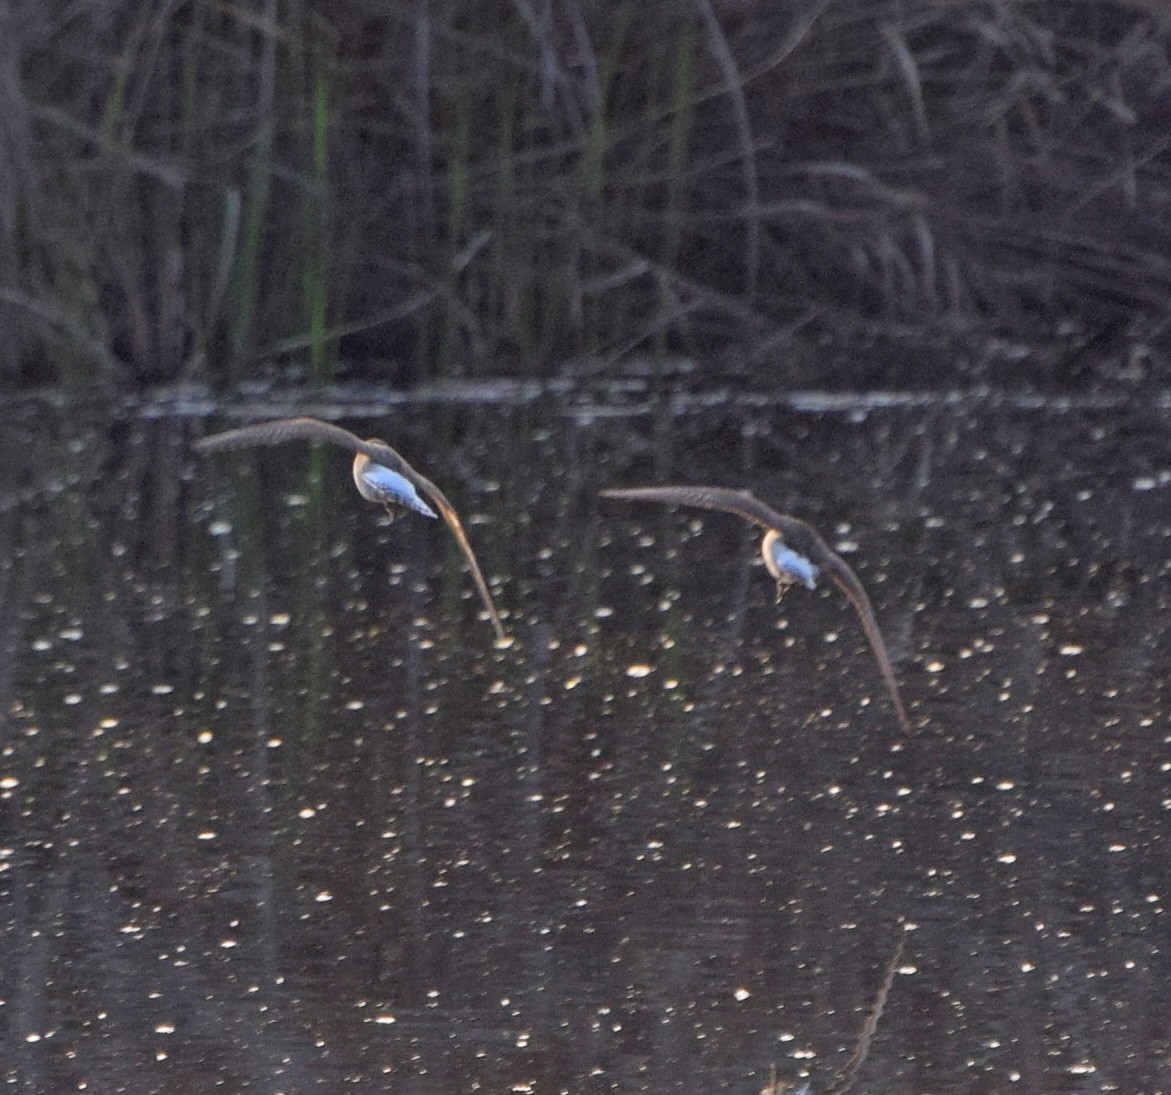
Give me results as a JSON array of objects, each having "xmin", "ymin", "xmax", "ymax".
[{"xmin": 4, "ymin": 0, "xmax": 1171, "ymax": 391}]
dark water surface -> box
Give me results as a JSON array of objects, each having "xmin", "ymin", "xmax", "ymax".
[{"xmin": 2, "ymin": 391, "xmax": 1168, "ymax": 1093}]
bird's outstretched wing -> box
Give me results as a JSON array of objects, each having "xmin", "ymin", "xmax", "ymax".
[
  {"xmin": 195, "ymin": 417, "xmax": 505, "ymax": 641},
  {"xmin": 815, "ymin": 552, "xmax": 910, "ymax": 732},
  {"xmin": 603, "ymin": 485, "xmax": 792, "ymax": 534},
  {"xmin": 602, "ymin": 484, "xmax": 909, "ymax": 731},
  {"xmin": 393, "ymin": 461, "xmax": 505, "ymax": 642},
  {"xmin": 601, "ymin": 485, "xmax": 832, "ymax": 557},
  {"xmin": 193, "ymin": 417, "xmax": 394, "ymax": 462}
]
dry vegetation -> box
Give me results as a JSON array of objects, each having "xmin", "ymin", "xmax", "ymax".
[{"xmin": 3, "ymin": 0, "xmax": 1171, "ymax": 391}]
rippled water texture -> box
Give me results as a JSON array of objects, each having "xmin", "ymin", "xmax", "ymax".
[{"xmin": 2, "ymin": 392, "xmax": 1168, "ymax": 1092}]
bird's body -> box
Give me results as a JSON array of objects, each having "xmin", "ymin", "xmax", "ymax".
[
  {"xmin": 194, "ymin": 417, "xmax": 504, "ymax": 641},
  {"xmin": 763, "ymin": 530, "xmax": 819, "ymax": 591},
  {"xmin": 352, "ymin": 455, "xmax": 437, "ymax": 518},
  {"xmin": 601, "ymin": 485, "xmax": 910, "ymax": 732}
]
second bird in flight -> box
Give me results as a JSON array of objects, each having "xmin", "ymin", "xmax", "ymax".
[{"xmin": 602, "ymin": 485, "xmax": 911, "ymax": 733}]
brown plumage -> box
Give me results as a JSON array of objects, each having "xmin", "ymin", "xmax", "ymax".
[
  {"xmin": 601, "ymin": 485, "xmax": 910, "ymax": 731},
  {"xmin": 194, "ymin": 417, "xmax": 504, "ymax": 641}
]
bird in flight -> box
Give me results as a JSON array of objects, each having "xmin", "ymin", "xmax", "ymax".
[
  {"xmin": 194, "ymin": 417, "xmax": 505, "ymax": 642},
  {"xmin": 601, "ymin": 485, "xmax": 910, "ymax": 731}
]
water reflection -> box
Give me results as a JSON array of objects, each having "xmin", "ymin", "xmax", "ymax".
[{"xmin": 1, "ymin": 396, "xmax": 1168, "ymax": 1091}]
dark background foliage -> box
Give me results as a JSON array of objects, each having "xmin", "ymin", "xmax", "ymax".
[{"xmin": 4, "ymin": 0, "xmax": 1171, "ymax": 393}]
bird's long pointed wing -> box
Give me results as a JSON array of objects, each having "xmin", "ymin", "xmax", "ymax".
[
  {"xmin": 819, "ymin": 552, "xmax": 910, "ymax": 733},
  {"xmin": 407, "ymin": 470, "xmax": 505, "ymax": 642},
  {"xmin": 603, "ymin": 483, "xmax": 910, "ymax": 730},
  {"xmin": 193, "ymin": 417, "xmax": 405, "ymax": 465},
  {"xmin": 195, "ymin": 417, "xmax": 505, "ymax": 641},
  {"xmin": 602, "ymin": 485, "xmax": 794, "ymax": 534}
]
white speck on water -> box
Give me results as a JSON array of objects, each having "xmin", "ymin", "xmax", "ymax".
[{"xmin": 1132, "ymin": 472, "xmax": 1170, "ymax": 491}]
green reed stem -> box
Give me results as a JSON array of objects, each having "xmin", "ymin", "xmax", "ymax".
[{"xmin": 303, "ymin": 34, "xmax": 334, "ymax": 383}]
